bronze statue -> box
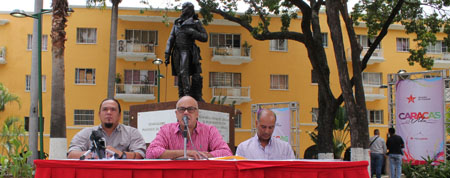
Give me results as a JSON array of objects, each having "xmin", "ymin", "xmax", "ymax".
[{"xmin": 165, "ymin": 2, "xmax": 207, "ymax": 102}]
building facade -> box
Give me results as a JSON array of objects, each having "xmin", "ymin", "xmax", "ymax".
[{"xmin": 0, "ymin": 6, "xmax": 447, "ymax": 158}]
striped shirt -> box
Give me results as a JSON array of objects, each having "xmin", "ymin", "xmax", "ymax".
[{"xmin": 145, "ymin": 121, "xmax": 232, "ymax": 159}]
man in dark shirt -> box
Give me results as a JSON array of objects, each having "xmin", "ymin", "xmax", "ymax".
[{"xmin": 386, "ymin": 128, "xmax": 404, "ymax": 178}]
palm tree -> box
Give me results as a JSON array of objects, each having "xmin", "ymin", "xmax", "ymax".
[
  {"xmin": 87, "ymin": 0, "xmax": 122, "ymax": 98},
  {"xmin": 48, "ymin": 0, "xmax": 69, "ymax": 159},
  {"xmin": 0, "ymin": 83, "xmax": 20, "ymax": 112}
]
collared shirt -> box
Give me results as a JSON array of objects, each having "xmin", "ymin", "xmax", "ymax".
[
  {"xmin": 370, "ymin": 135, "xmax": 387, "ymax": 154},
  {"xmin": 145, "ymin": 121, "xmax": 232, "ymax": 159},
  {"xmin": 236, "ymin": 135, "xmax": 295, "ymax": 160},
  {"xmin": 67, "ymin": 124, "xmax": 146, "ymax": 158}
]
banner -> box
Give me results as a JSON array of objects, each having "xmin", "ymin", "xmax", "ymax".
[
  {"xmin": 271, "ymin": 108, "xmax": 291, "ymax": 144},
  {"xmin": 395, "ymin": 77, "xmax": 445, "ymax": 163}
]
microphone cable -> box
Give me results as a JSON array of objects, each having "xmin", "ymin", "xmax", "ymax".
[{"xmin": 186, "ymin": 124, "xmax": 209, "ymax": 160}]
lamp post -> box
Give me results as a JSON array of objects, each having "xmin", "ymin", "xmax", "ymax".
[
  {"xmin": 10, "ymin": 8, "xmax": 73, "ymax": 159},
  {"xmin": 153, "ymin": 58, "xmax": 163, "ymax": 103}
]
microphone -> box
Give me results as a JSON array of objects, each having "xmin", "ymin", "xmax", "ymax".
[
  {"xmin": 90, "ymin": 129, "xmax": 106, "ymax": 159},
  {"xmin": 182, "ymin": 115, "xmax": 189, "ymax": 138}
]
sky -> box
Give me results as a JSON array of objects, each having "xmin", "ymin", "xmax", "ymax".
[{"xmin": 0, "ymin": 0, "xmax": 359, "ymax": 12}]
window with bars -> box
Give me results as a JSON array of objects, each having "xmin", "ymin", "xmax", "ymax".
[
  {"xmin": 362, "ymin": 72, "xmax": 382, "ymax": 85},
  {"xmin": 311, "ymin": 69, "xmax": 319, "ymax": 84},
  {"xmin": 124, "ymin": 70, "xmax": 156, "ymax": 85},
  {"xmin": 311, "ymin": 108, "xmax": 319, "ymax": 122},
  {"xmin": 123, "ymin": 111, "xmax": 130, "ymax": 126},
  {"xmin": 26, "ymin": 75, "xmax": 46, "ymax": 92},
  {"xmin": 74, "ymin": 109, "xmax": 94, "ymax": 125},
  {"xmin": 368, "ymin": 110, "xmax": 383, "ymax": 124},
  {"xmin": 396, "ymin": 38, "xmax": 409, "ymax": 52},
  {"xmin": 75, "ymin": 68, "xmax": 96, "ymax": 84},
  {"xmin": 125, "ymin": 29, "xmax": 158, "ymax": 45},
  {"xmin": 209, "ymin": 72, "xmax": 241, "ymax": 87},
  {"xmin": 27, "ymin": 34, "xmax": 48, "ymax": 51},
  {"xmin": 269, "ymin": 39, "xmax": 288, "ymax": 51},
  {"xmin": 427, "ymin": 40, "xmax": 448, "ymax": 54},
  {"xmin": 270, "ymin": 74, "xmax": 288, "ymax": 90},
  {"xmin": 209, "ymin": 33, "xmax": 241, "ymax": 48},
  {"xmin": 234, "ymin": 112, "xmax": 242, "ymax": 128},
  {"xmin": 77, "ymin": 28, "xmax": 97, "ymax": 44},
  {"xmin": 322, "ymin": 33, "xmax": 328, "ymax": 47}
]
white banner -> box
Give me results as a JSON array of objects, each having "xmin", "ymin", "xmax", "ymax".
[{"xmin": 271, "ymin": 108, "xmax": 291, "ymax": 143}]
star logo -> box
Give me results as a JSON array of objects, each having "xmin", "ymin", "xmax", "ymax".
[{"xmin": 407, "ymin": 94, "xmax": 416, "ymax": 103}]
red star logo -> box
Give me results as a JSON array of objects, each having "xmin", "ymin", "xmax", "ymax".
[{"xmin": 407, "ymin": 94, "xmax": 416, "ymax": 103}]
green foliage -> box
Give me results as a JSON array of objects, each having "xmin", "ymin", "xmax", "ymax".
[
  {"xmin": 0, "ymin": 83, "xmax": 20, "ymax": 112},
  {"xmin": 402, "ymin": 158, "xmax": 449, "ymax": 178},
  {"xmin": 445, "ymin": 108, "xmax": 450, "ymax": 134},
  {"xmin": 351, "ymin": 0, "xmax": 450, "ymax": 69},
  {"xmin": 115, "ymin": 73, "xmax": 122, "ymax": 84},
  {"xmin": 0, "ymin": 117, "xmax": 33, "ymax": 178},
  {"xmin": 308, "ymin": 107, "xmax": 350, "ymax": 159}
]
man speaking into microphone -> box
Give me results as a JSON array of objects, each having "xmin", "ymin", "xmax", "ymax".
[
  {"xmin": 146, "ymin": 96, "xmax": 232, "ymax": 159},
  {"xmin": 67, "ymin": 99, "xmax": 146, "ymax": 159}
]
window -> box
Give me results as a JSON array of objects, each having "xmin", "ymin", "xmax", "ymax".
[
  {"xmin": 322, "ymin": 33, "xmax": 328, "ymax": 47},
  {"xmin": 427, "ymin": 40, "xmax": 447, "ymax": 54},
  {"xmin": 311, "ymin": 108, "xmax": 319, "ymax": 122},
  {"xmin": 77, "ymin": 28, "xmax": 97, "ymax": 44},
  {"xmin": 123, "ymin": 111, "xmax": 130, "ymax": 126},
  {"xmin": 396, "ymin": 38, "xmax": 409, "ymax": 52},
  {"xmin": 75, "ymin": 68, "xmax": 96, "ymax": 84},
  {"xmin": 362, "ymin": 72, "xmax": 382, "ymax": 85},
  {"xmin": 26, "ymin": 75, "xmax": 46, "ymax": 92},
  {"xmin": 368, "ymin": 110, "xmax": 383, "ymax": 124},
  {"xmin": 234, "ymin": 111, "xmax": 242, "ymax": 128},
  {"xmin": 74, "ymin": 109, "xmax": 94, "ymax": 125},
  {"xmin": 209, "ymin": 72, "xmax": 241, "ymax": 87},
  {"xmin": 209, "ymin": 33, "xmax": 241, "ymax": 48},
  {"xmin": 124, "ymin": 70, "xmax": 156, "ymax": 85},
  {"xmin": 125, "ymin": 30, "xmax": 158, "ymax": 45},
  {"xmin": 311, "ymin": 69, "xmax": 319, "ymax": 84},
  {"xmin": 270, "ymin": 39, "xmax": 288, "ymax": 51},
  {"xmin": 270, "ymin": 74, "xmax": 288, "ymax": 90},
  {"xmin": 357, "ymin": 35, "xmax": 380, "ymax": 48},
  {"xmin": 27, "ymin": 34, "xmax": 48, "ymax": 51}
]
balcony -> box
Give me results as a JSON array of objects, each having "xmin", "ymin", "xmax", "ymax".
[
  {"xmin": 211, "ymin": 47, "xmax": 252, "ymax": 65},
  {"xmin": 211, "ymin": 87, "xmax": 251, "ymax": 105},
  {"xmin": 363, "ymin": 85, "xmax": 386, "ymax": 101},
  {"xmin": 116, "ymin": 40, "xmax": 156, "ymax": 62},
  {"xmin": 430, "ymin": 52, "xmax": 450, "ymax": 69},
  {"xmin": 114, "ymin": 84, "xmax": 155, "ymax": 102},
  {"xmin": 346, "ymin": 47, "xmax": 385, "ymax": 64},
  {"xmin": 0, "ymin": 47, "xmax": 5, "ymax": 64}
]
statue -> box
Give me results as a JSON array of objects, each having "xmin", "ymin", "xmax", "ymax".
[{"xmin": 165, "ymin": 2, "xmax": 207, "ymax": 102}]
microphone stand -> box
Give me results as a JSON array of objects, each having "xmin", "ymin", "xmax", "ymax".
[{"xmin": 183, "ymin": 125, "xmax": 188, "ymax": 159}]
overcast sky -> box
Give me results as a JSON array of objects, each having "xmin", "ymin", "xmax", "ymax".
[{"xmin": 0, "ymin": 0, "xmax": 359, "ymax": 12}]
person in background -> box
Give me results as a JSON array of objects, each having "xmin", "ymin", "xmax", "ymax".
[
  {"xmin": 386, "ymin": 128, "xmax": 404, "ymax": 178},
  {"xmin": 236, "ymin": 109, "xmax": 295, "ymax": 160},
  {"xmin": 370, "ymin": 129, "xmax": 387, "ymax": 178}
]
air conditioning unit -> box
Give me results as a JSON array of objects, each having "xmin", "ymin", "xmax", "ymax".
[{"xmin": 117, "ymin": 40, "xmax": 126, "ymax": 52}]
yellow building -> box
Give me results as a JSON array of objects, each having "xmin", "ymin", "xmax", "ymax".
[{"xmin": 0, "ymin": 6, "xmax": 446, "ymax": 158}]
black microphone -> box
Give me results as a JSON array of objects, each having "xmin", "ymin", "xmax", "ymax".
[
  {"xmin": 182, "ymin": 115, "xmax": 189, "ymax": 138},
  {"xmin": 90, "ymin": 129, "xmax": 106, "ymax": 159}
]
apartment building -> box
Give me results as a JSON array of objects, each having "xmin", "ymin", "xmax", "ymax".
[{"xmin": 0, "ymin": 6, "xmax": 445, "ymax": 158}]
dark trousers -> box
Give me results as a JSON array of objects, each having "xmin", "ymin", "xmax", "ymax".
[{"xmin": 371, "ymin": 153, "xmax": 384, "ymax": 178}]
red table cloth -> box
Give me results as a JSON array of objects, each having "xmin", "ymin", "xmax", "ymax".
[{"xmin": 34, "ymin": 159, "xmax": 369, "ymax": 178}]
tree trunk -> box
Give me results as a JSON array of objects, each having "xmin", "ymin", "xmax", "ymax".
[
  {"xmin": 49, "ymin": 0, "xmax": 68, "ymax": 159},
  {"xmin": 106, "ymin": 1, "xmax": 120, "ymax": 98},
  {"xmin": 27, "ymin": 0, "xmax": 43, "ymax": 165}
]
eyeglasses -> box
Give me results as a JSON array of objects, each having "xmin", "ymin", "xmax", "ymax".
[{"xmin": 176, "ymin": 107, "xmax": 198, "ymax": 113}]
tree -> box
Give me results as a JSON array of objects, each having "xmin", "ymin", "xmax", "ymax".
[
  {"xmin": 195, "ymin": 0, "xmax": 449, "ymax": 160},
  {"xmin": 87, "ymin": 0, "xmax": 122, "ymax": 98},
  {"xmin": 49, "ymin": 0, "xmax": 69, "ymax": 159},
  {"xmin": 0, "ymin": 83, "xmax": 20, "ymax": 112}
]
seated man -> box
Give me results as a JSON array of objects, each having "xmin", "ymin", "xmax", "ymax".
[
  {"xmin": 67, "ymin": 98, "xmax": 146, "ymax": 159},
  {"xmin": 146, "ymin": 96, "xmax": 232, "ymax": 159},
  {"xmin": 236, "ymin": 109, "xmax": 295, "ymax": 160}
]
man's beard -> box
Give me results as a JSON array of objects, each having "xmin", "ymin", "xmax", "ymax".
[{"xmin": 104, "ymin": 123, "xmax": 113, "ymax": 128}]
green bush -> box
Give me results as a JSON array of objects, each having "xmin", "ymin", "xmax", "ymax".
[
  {"xmin": 0, "ymin": 117, "xmax": 33, "ymax": 178},
  {"xmin": 402, "ymin": 158, "xmax": 450, "ymax": 178}
]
